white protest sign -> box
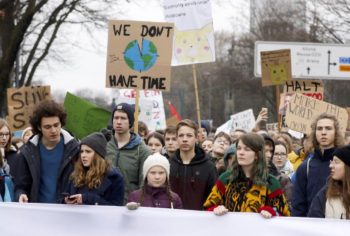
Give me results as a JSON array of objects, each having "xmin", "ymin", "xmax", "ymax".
[
  {"xmin": 231, "ymin": 109, "xmax": 256, "ymax": 132},
  {"xmin": 215, "ymin": 119, "xmax": 232, "ymax": 135},
  {"xmin": 116, "ymin": 89, "xmax": 166, "ymax": 131},
  {"xmin": 164, "ymin": 0, "xmax": 215, "ymax": 65}
]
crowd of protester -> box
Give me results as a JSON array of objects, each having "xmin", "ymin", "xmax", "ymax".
[{"xmin": 1, "ymin": 99, "xmax": 350, "ymax": 220}]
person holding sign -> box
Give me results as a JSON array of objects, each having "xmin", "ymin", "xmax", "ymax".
[
  {"xmin": 292, "ymin": 113, "xmax": 345, "ymax": 217},
  {"xmin": 64, "ymin": 132, "xmax": 124, "ymax": 206},
  {"xmin": 106, "ymin": 103, "xmax": 151, "ymax": 203},
  {"xmin": 308, "ymin": 145, "xmax": 350, "ymax": 219},
  {"xmin": 204, "ymin": 133, "xmax": 290, "ymax": 217},
  {"xmin": 15, "ymin": 100, "xmax": 80, "ymax": 203}
]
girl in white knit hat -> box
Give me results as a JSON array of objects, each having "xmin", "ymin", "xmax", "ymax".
[{"xmin": 127, "ymin": 153, "xmax": 182, "ymax": 209}]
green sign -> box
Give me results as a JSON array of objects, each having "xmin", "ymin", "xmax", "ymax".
[{"xmin": 64, "ymin": 92, "xmax": 111, "ymax": 139}]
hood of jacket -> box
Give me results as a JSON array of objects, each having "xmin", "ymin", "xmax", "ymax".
[{"xmin": 28, "ymin": 129, "xmax": 75, "ymax": 147}]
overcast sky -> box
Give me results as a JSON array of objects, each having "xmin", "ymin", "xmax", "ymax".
[{"xmin": 39, "ymin": 0, "xmax": 248, "ymax": 98}]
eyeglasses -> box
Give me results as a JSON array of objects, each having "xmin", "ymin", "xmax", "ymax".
[
  {"xmin": 0, "ymin": 133, "xmax": 10, "ymax": 138},
  {"xmin": 274, "ymin": 153, "xmax": 287, "ymax": 157},
  {"xmin": 215, "ymin": 139, "xmax": 230, "ymax": 146}
]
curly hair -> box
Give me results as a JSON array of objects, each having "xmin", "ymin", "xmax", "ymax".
[
  {"xmin": 70, "ymin": 153, "xmax": 110, "ymax": 189},
  {"xmin": 326, "ymin": 164, "xmax": 350, "ymax": 219},
  {"xmin": 0, "ymin": 119, "xmax": 12, "ymax": 152},
  {"xmin": 29, "ymin": 100, "xmax": 67, "ymax": 135},
  {"xmin": 274, "ymin": 133, "xmax": 293, "ymax": 153},
  {"xmin": 229, "ymin": 133, "xmax": 268, "ymax": 186},
  {"xmin": 310, "ymin": 113, "xmax": 344, "ymax": 149}
]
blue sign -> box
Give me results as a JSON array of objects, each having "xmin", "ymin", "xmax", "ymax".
[{"xmin": 339, "ymin": 57, "xmax": 350, "ymax": 64}]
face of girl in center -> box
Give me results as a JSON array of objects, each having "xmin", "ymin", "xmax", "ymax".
[
  {"xmin": 147, "ymin": 166, "xmax": 167, "ymax": 188},
  {"xmin": 80, "ymin": 144, "xmax": 95, "ymax": 167},
  {"xmin": 236, "ymin": 140, "xmax": 257, "ymax": 169},
  {"xmin": 273, "ymin": 144, "xmax": 288, "ymax": 169},
  {"xmin": 147, "ymin": 137, "xmax": 163, "ymax": 154},
  {"xmin": 330, "ymin": 156, "xmax": 345, "ymax": 181}
]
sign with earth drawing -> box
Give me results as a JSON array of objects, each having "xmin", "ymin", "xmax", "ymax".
[{"xmin": 106, "ymin": 20, "xmax": 174, "ymax": 91}]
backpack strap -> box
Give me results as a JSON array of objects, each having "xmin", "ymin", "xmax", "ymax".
[{"xmin": 306, "ymin": 152, "xmax": 314, "ymax": 179}]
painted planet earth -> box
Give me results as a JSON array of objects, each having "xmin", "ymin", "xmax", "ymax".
[{"xmin": 124, "ymin": 39, "xmax": 158, "ymax": 72}]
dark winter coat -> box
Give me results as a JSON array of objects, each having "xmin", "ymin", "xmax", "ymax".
[
  {"xmin": 307, "ymin": 185, "xmax": 327, "ymax": 218},
  {"xmin": 66, "ymin": 168, "xmax": 124, "ymax": 206},
  {"xmin": 292, "ymin": 147, "xmax": 335, "ymax": 216},
  {"xmin": 128, "ymin": 185, "xmax": 182, "ymax": 209},
  {"xmin": 14, "ymin": 130, "xmax": 80, "ymax": 202},
  {"xmin": 169, "ymin": 145, "xmax": 217, "ymax": 210}
]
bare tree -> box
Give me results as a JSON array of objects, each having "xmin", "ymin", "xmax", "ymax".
[{"xmin": 0, "ymin": 0, "xmax": 127, "ymax": 116}]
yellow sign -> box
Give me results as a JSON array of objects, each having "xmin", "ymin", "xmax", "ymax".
[{"xmin": 261, "ymin": 49, "xmax": 292, "ymax": 86}]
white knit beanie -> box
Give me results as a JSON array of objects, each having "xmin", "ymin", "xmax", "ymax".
[{"xmin": 142, "ymin": 153, "xmax": 170, "ymax": 182}]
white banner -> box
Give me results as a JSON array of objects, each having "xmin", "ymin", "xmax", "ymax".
[
  {"xmin": 115, "ymin": 89, "xmax": 166, "ymax": 131},
  {"xmin": 0, "ymin": 203, "xmax": 349, "ymax": 236},
  {"xmin": 163, "ymin": 0, "xmax": 215, "ymax": 65}
]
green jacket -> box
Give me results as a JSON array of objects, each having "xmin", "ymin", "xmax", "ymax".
[{"xmin": 106, "ymin": 132, "xmax": 150, "ymax": 203}]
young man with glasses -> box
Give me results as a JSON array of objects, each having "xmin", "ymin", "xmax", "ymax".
[
  {"xmin": 15, "ymin": 100, "xmax": 79, "ymax": 203},
  {"xmin": 208, "ymin": 132, "xmax": 232, "ymax": 173}
]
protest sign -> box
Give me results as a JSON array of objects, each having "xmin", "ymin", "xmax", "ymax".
[
  {"xmin": 106, "ymin": 20, "xmax": 174, "ymax": 91},
  {"xmin": 215, "ymin": 119, "xmax": 232, "ymax": 135},
  {"xmin": 7, "ymin": 86, "xmax": 51, "ymax": 131},
  {"xmin": 279, "ymin": 80, "xmax": 324, "ymax": 115},
  {"xmin": 231, "ymin": 109, "xmax": 256, "ymax": 132},
  {"xmin": 283, "ymin": 80, "xmax": 324, "ymax": 99},
  {"xmin": 285, "ymin": 93, "xmax": 348, "ymax": 135},
  {"xmin": 115, "ymin": 89, "xmax": 166, "ymax": 131},
  {"xmin": 261, "ymin": 49, "xmax": 292, "ymax": 86},
  {"xmin": 63, "ymin": 92, "xmax": 111, "ymax": 139},
  {"xmin": 164, "ymin": 0, "xmax": 215, "ymax": 65}
]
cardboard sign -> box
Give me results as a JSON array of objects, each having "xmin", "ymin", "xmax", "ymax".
[
  {"xmin": 231, "ymin": 109, "xmax": 256, "ymax": 132},
  {"xmin": 63, "ymin": 92, "xmax": 111, "ymax": 139},
  {"xmin": 279, "ymin": 80, "xmax": 324, "ymax": 115},
  {"xmin": 7, "ymin": 86, "xmax": 51, "ymax": 131},
  {"xmin": 283, "ymin": 80, "xmax": 324, "ymax": 99},
  {"xmin": 164, "ymin": 0, "xmax": 215, "ymax": 65},
  {"xmin": 106, "ymin": 20, "xmax": 174, "ymax": 91},
  {"xmin": 285, "ymin": 93, "xmax": 348, "ymax": 135},
  {"xmin": 261, "ymin": 49, "xmax": 292, "ymax": 86},
  {"xmin": 115, "ymin": 89, "xmax": 166, "ymax": 131}
]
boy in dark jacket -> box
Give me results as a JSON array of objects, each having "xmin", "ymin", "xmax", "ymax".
[{"xmin": 169, "ymin": 119, "xmax": 217, "ymax": 210}]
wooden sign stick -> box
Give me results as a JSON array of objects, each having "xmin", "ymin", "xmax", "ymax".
[
  {"xmin": 192, "ymin": 64, "xmax": 201, "ymax": 128},
  {"xmin": 134, "ymin": 89, "xmax": 140, "ymax": 134}
]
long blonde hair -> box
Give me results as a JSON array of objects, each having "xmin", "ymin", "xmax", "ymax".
[{"xmin": 70, "ymin": 153, "xmax": 110, "ymax": 189}]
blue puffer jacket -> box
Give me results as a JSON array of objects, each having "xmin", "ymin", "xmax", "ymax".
[
  {"xmin": 66, "ymin": 168, "xmax": 124, "ymax": 206},
  {"xmin": 292, "ymin": 147, "xmax": 335, "ymax": 217}
]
